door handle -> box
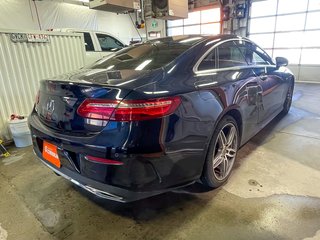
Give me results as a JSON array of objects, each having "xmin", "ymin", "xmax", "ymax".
[{"xmin": 260, "ymin": 74, "xmax": 268, "ymax": 81}]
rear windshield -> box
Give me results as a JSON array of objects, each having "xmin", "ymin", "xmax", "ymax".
[{"xmin": 87, "ymin": 36, "xmax": 203, "ymax": 71}]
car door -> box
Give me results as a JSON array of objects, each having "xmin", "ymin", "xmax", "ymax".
[
  {"xmin": 77, "ymin": 31, "xmax": 101, "ymax": 65},
  {"xmin": 194, "ymin": 40, "xmax": 264, "ymax": 143},
  {"xmin": 235, "ymin": 40, "xmax": 287, "ymax": 123}
]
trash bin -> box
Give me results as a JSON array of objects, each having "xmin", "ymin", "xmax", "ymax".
[{"xmin": 8, "ymin": 118, "xmax": 32, "ymax": 148}]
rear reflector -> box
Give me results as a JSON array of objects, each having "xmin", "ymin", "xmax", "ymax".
[
  {"xmin": 85, "ymin": 155, "xmax": 123, "ymax": 165},
  {"xmin": 77, "ymin": 96, "xmax": 181, "ymax": 121}
]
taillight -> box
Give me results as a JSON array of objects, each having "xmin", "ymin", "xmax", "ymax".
[
  {"xmin": 77, "ymin": 96, "xmax": 181, "ymax": 121},
  {"xmin": 77, "ymin": 99, "xmax": 118, "ymax": 120}
]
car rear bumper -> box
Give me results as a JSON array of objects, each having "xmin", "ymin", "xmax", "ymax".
[
  {"xmin": 32, "ymin": 136, "xmax": 197, "ymax": 202},
  {"xmin": 29, "ymin": 111, "xmax": 205, "ymax": 202},
  {"xmin": 35, "ymin": 149, "xmax": 188, "ymax": 202}
]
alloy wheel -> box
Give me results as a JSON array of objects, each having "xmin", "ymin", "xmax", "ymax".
[{"xmin": 212, "ymin": 123, "xmax": 238, "ymax": 181}]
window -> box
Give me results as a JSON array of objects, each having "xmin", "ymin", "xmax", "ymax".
[
  {"xmin": 250, "ymin": 0, "xmax": 277, "ymax": 17},
  {"xmin": 252, "ymin": 51, "xmax": 269, "ymax": 65},
  {"xmin": 249, "ymin": 0, "xmax": 320, "ymax": 66},
  {"xmin": 305, "ymin": 12, "xmax": 320, "ymax": 29},
  {"xmin": 198, "ymin": 49, "xmax": 216, "ymax": 71},
  {"xmin": 250, "ymin": 17, "xmax": 276, "ymax": 33},
  {"xmin": 89, "ymin": 37, "xmax": 203, "ymax": 71},
  {"xmin": 236, "ymin": 41, "xmax": 271, "ymax": 65},
  {"xmin": 249, "ymin": 34, "xmax": 274, "ymax": 49},
  {"xmin": 81, "ymin": 32, "xmax": 94, "ymax": 51},
  {"xmin": 201, "ymin": 8, "xmax": 220, "ymax": 23},
  {"xmin": 264, "ymin": 49, "xmax": 273, "ymax": 57},
  {"xmin": 276, "ymin": 14, "xmax": 306, "ymax": 31},
  {"xmin": 184, "ymin": 11, "xmax": 200, "ymax": 25},
  {"xmin": 184, "ymin": 25, "xmax": 201, "ymax": 34},
  {"xmin": 274, "ymin": 32, "xmax": 304, "ymax": 48},
  {"xmin": 197, "ymin": 41, "xmax": 249, "ymax": 71},
  {"xmin": 167, "ymin": 27, "xmax": 183, "ymax": 36},
  {"xmin": 308, "ymin": 0, "xmax": 320, "ymax": 10},
  {"xmin": 273, "ymin": 49, "xmax": 301, "ymax": 64},
  {"xmin": 167, "ymin": 19, "xmax": 183, "ymax": 27},
  {"xmin": 201, "ymin": 23, "xmax": 220, "ymax": 35},
  {"xmin": 96, "ymin": 34, "xmax": 124, "ymax": 52},
  {"xmin": 217, "ymin": 41, "xmax": 247, "ymax": 68},
  {"xmin": 277, "ymin": 0, "xmax": 308, "ymax": 14},
  {"xmin": 303, "ymin": 31, "xmax": 320, "ymax": 47},
  {"xmin": 167, "ymin": 7, "xmax": 221, "ymax": 36}
]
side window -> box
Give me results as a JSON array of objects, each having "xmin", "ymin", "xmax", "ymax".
[
  {"xmin": 96, "ymin": 34, "xmax": 124, "ymax": 52},
  {"xmin": 236, "ymin": 41, "xmax": 271, "ymax": 65},
  {"xmin": 81, "ymin": 32, "xmax": 94, "ymax": 51},
  {"xmin": 252, "ymin": 51, "xmax": 267, "ymax": 65},
  {"xmin": 254, "ymin": 45, "xmax": 273, "ymax": 65},
  {"xmin": 198, "ymin": 49, "xmax": 216, "ymax": 71},
  {"xmin": 217, "ymin": 41, "xmax": 247, "ymax": 68}
]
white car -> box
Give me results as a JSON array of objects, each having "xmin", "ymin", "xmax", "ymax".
[{"xmin": 51, "ymin": 28, "xmax": 126, "ymax": 65}]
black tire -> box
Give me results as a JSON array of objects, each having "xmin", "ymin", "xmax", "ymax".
[
  {"xmin": 281, "ymin": 83, "xmax": 294, "ymax": 115},
  {"xmin": 202, "ymin": 115, "xmax": 239, "ymax": 188}
]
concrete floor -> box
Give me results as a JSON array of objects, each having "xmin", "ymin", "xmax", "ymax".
[{"xmin": 1, "ymin": 83, "xmax": 320, "ymax": 240}]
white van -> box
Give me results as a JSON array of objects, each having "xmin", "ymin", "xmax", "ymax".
[{"xmin": 51, "ymin": 28, "xmax": 126, "ymax": 65}]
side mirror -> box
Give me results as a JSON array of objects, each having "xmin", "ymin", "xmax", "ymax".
[{"xmin": 276, "ymin": 57, "xmax": 288, "ymax": 68}]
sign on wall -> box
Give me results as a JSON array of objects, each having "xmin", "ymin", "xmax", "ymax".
[{"xmin": 10, "ymin": 33, "xmax": 50, "ymax": 43}]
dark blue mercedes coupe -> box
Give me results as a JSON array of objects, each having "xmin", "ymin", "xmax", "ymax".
[{"xmin": 29, "ymin": 35, "xmax": 294, "ymax": 202}]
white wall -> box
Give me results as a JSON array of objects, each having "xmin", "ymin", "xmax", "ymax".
[
  {"xmin": 0, "ymin": 30, "xmax": 86, "ymax": 140},
  {"xmin": 0, "ymin": 0, "xmax": 145, "ymax": 44},
  {"xmin": 96, "ymin": 11, "xmax": 146, "ymax": 43},
  {"xmin": 287, "ymin": 65, "xmax": 320, "ymax": 83},
  {"xmin": 0, "ymin": 0, "xmax": 39, "ymax": 29}
]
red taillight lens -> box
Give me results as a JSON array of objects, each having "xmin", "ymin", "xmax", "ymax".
[
  {"xmin": 113, "ymin": 96, "xmax": 181, "ymax": 121},
  {"xmin": 77, "ymin": 96, "xmax": 181, "ymax": 121},
  {"xmin": 77, "ymin": 99, "xmax": 119, "ymax": 120}
]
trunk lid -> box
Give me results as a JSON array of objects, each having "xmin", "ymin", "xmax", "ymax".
[
  {"xmin": 35, "ymin": 68, "xmax": 164, "ymax": 134},
  {"xmin": 36, "ymin": 80, "xmax": 130, "ymax": 134}
]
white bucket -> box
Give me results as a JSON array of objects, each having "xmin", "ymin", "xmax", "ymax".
[{"xmin": 8, "ymin": 118, "xmax": 32, "ymax": 148}]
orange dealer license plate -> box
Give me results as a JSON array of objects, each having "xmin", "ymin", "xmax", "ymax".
[{"xmin": 42, "ymin": 141, "xmax": 61, "ymax": 168}]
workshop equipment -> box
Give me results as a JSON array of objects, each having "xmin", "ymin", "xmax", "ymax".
[{"xmin": 0, "ymin": 139, "xmax": 10, "ymax": 157}]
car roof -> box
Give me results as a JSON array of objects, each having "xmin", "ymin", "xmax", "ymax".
[{"xmin": 146, "ymin": 34, "xmax": 250, "ymax": 46}]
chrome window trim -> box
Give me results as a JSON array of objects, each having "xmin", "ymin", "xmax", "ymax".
[{"xmin": 193, "ymin": 38, "xmax": 276, "ymax": 76}]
